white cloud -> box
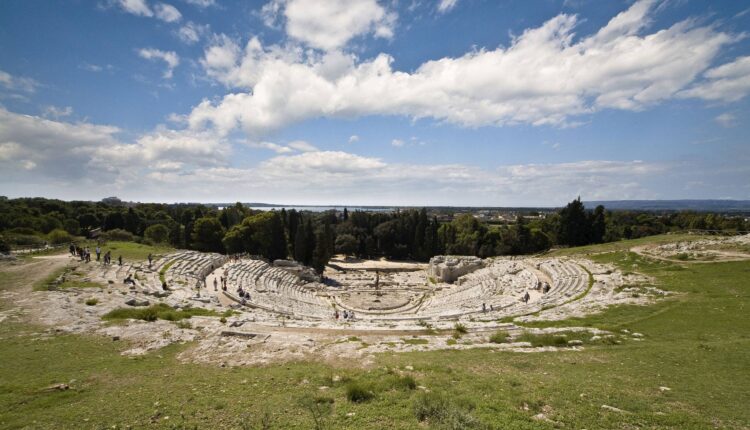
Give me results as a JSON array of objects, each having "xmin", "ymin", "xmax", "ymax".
[
  {"xmin": 0, "ymin": 70, "xmax": 39, "ymax": 93},
  {"xmin": 261, "ymin": 0, "xmax": 397, "ymax": 51},
  {"xmin": 154, "ymin": 2, "xmax": 182, "ymax": 22},
  {"xmin": 287, "ymin": 140, "xmax": 318, "ymax": 152},
  {"xmin": 437, "ymin": 0, "xmax": 458, "ymax": 13},
  {"xmin": 191, "ymin": 0, "xmax": 737, "ymax": 138},
  {"xmin": 3, "ymin": 106, "xmax": 743, "ymax": 205},
  {"xmin": 183, "ymin": 0, "xmax": 216, "ymax": 7},
  {"xmin": 391, "ymin": 139, "xmax": 405, "ymax": 147},
  {"xmin": 42, "ymin": 106, "xmax": 74, "ymax": 119},
  {"xmin": 715, "ymin": 113, "xmax": 736, "ymax": 127},
  {"xmin": 248, "ymin": 141, "xmax": 294, "ymax": 154},
  {"xmin": 177, "ymin": 21, "xmax": 209, "ymax": 44},
  {"xmin": 679, "ymin": 56, "xmax": 750, "ymax": 103},
  {"xmin": 248, "ymin": 139, "xmax": 317, "ymax": 153},
  {"xmin": 348, "ymin": 135, "xmax": 360, "ymax": 143},
  {"xmin": 138, "ymin": 48, "xmax": 180, "ymax": 78},
  {"xmin": 115, "ymin": 0, "xmax": 182, "ymax": 23},
  {"xmin": 116, "ymin": 0, "xmax": 153, "ymax": 17}
]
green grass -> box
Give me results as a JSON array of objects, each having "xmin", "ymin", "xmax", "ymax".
[
  {"xmin": 99, "ymin": 241, "xmax": 174, "ymax": 262},
  {"xmin": 159, "ymin": 259, "xmax": 176, "ymax": 284},
  {"xmin": 32, "ymin": 265, "xmax": 73, "ymax": 291},
  {"xmin": 1, "ymin": 235, "xmax": 749, "ymax": 428},
  {"xmin": 488, "ymin": 330, "xmax": 510, "ymax": 344},
  {"xmin": 102, "ymin": 303, "xmax": 226, "ymax": 322},
  {"xmin": 515, "ymin": 332, "xmax": 570, "ymax": 347},
  {"xmin": 57, "ymin": 281, "xmax": 103, "ymax": 289}
]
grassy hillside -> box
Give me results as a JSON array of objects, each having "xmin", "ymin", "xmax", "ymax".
[{"xmin": 0, "ymin": 236, "xmax": 748, "ymax": 429}]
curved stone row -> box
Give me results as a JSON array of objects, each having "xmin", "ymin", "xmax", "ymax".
[{"xmin": 215, "ymin": 256, "xmax": 590, "ymax": 323}]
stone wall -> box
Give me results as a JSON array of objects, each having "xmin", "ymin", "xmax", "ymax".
[{"xmin": 428, "ymin": 256, "xmax": 484, "ymax": 283}]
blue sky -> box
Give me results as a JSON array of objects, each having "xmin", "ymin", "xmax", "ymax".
[{"xmin": 0, "ymin": 0, "xmax": 749, "ymax": 206}]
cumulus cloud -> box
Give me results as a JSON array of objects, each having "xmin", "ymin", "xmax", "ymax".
[
  {"xmin": 177, "ymin": 21, "xmax": 209, "ymax": 44},
  {"xmin": 189, "ymin": 0, "xmax": 738, "ymax": 139},
  {"xmin": 348, "ymin": 135, "xmax": 360, "ymax": 143},
  {"xmin": 3, "ymin": 106, "xmax": 741, "ymax": 205},
  {"xmin": 0, "ymin": 70, "xmax": 39, "ymax": 93},
  {"xmin": 42, "ymin": 105, "xmax": 74, "ymax": 119},
  {"xmin": 715, "ymin": 113, "xmax": 736, "ymax": 127},
  {"xmin": 154, "ymin": 2, "xmax": 182, "ymax": 22},
  {"xmin": 261, "ymin": 0, "xmax": 396, "ymax": 50},
  {"xmin": 138, "ymin": 48, "xmax": 180, "ymax": 78},
  {"xmin": 183, "ymin": 0, "xmax": 216, "ymax": 7},
  {"xmin": 115, "ymin": 0, "xmax": 182, "ymax": 23},
  {"xmin": 437, "ymin": 0, "xmax": 458, "ymax": 13},
  {"xmin": 679, "ymin": 56, "xmax": 750, "ymax": 102},
  {"xmin": 247, "ymin": 139, "xmax": 317, "ymax": 153}
]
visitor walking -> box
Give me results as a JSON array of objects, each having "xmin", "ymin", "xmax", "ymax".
[{"xmin": 95, "ymin": 246, "xmax": 101, "ymax": 262}]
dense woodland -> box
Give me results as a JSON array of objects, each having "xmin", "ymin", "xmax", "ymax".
[{"xmin": 1, "ymin": 196, "xmax": 748, "ymax": 271}]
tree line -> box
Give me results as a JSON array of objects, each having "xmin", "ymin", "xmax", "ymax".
[{"xmin": 1, "ymin": 196, "xmax": 748, "ymax": 270}]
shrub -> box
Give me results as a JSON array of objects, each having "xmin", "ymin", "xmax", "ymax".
[
  {"xmin": 0, "ymin": 235, "xmax": 10, "ymax": 254},
  {"xmin": 516, "ymin": 332, "xmax": 568, "ymax": 347},
  {"xmin": 446, "ymin": 338, "xmax": 457, "ymax": 346},
  {"xmin": 454, "ymin": 323, "xmax": 468, "ymax": 334},
  {"xmin": 489, "ymin": 330, "xmax": 510, "ymax": 344},
  {"xmin": 85, "ymin": 298, "xmax": 98, "ymax": 306},
  {"xmin": 144, "ymin": 224, "xmax": 170, "ymax": 244},
  {"xmin": 394, "ymin": 375, "xmax": 417, "ymax": 390},
  {"xmin": 48, "ymin": 228, "xmax": 73, "ymax": 245},
  {"xmin": 413, "ymin": 392, "xmax": 484, "ymax": 429},
  {"xmin": 101, "ymin": 228, "xmax": 134, "ymax": 242},
  {"xmin": 176, "ymin": 320, "xmax": 192, "ymax": 329},
  {"xmin": 345, "ymin": 381, "xmax": 374, "ymax": 403}
]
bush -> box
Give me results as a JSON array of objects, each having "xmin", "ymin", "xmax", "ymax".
[
  {"xmin": 144, "ymin": 224, "xmax": 170, "ymax": 244},
  {"xmin": 394, "ymin": 375, "xmax": 417, "ymax": 390},
  {"xmin": 85, "ymin": 298, "xmax": 98, "ymax": 306},
  {"xmin": 0, "ymin": 235, "xmax": 10, "ymax": 254},
  {"xmin": 413, "ymin": 392, "xmax": 484, "ymax": 429},
  {"xmin": 345, "ymin": 381, "xmax": 374, "ymax": 403},
  {"xmin": 454, "ymin": 323, "xmax": 468, "ymax": 334},
  {"xmin": 489, "ymin": 330, "xmax": 510, "ymax": 344},
  {"xmin": 101, "ymin": 228, "xmax": 134, "ymax": 242},
  {"xmin": 47, "ymin": 229, "xmax": 72, "ymax": 245},
  {"xmin": 516, "ymin": 332, "xmax": 569, "ymax": 347}
]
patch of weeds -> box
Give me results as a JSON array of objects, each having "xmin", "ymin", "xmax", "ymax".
[
  {"xmin": 299, "ymin": 394, "xmax": 333, "ymax": 430},
  {"xmin": 446, "ymin": 338, "xmax": 457, "ymax": 346},
  {"xmin": 454, "ymin": 322, "xmax": 468, "ymax": 334},
  {"xmin": 413, "ymin": 392, "xmax": 485, "ymax": 429},
  {"xmin": 488, "ymin": 330, "xmax": 510, "ymax": 344},
  {"xmin": 402, "ymin": 337, "xmax": 429, "ymax": 345},
  {"xmin": 176, "ymin": 320, "xmax": 192, "ymax": 329},
  {"xmin": 345, "ymin": 381, "xmax": 375, "ymax": 403},
  {"xmin": 516, "ymin": 332, "xmax": 569, "ymax": 347},
  {"xmin": 347, "ymin": 336, "xmax": 361, "ymax": 342},
  {"xmin": 84, "ymin": 298, "xmax": 98, "ymax": 306},
  {"xmin": 102, "ymin": 303, "xmax": 222, "ymax": 322},
  {"xmin": 393, "ymin": 375, "xmax": 417, "ymax": 390}
]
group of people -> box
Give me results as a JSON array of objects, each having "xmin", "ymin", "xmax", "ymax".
[
  {"xmin": 213, "ymin": 274, "xmax": 228, "ymax": 292},
  {"xmin": 482, "ymin": 302, "xmax": 494, "ymax": 312},
  {"xmin": 68, "ymin": 242, "xmax": 120, "ymax": 265},
  {"xmin": 333, "ymin": 309, "xmax": 355, "ymax": 320},
  {"xmin": 534, "ymin": 281, "xmax": 552, "ymax": 294}
]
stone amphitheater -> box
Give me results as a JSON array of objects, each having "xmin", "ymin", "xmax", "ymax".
[{"xmin": 97, "ymin": 250, "xmax": 599, "ymax": 330}]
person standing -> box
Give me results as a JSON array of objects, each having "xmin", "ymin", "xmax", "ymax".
[
  {"xmin": 95, "ymin": 245, "xmax": 101, "ymax": 262},
  {"xmin": 118, "ymin": 255, "xmax": 122, "ymax": 266}
]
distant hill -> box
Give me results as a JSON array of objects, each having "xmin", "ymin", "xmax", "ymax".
[{"xmin": 584, "ymin": 200, "xmax": 750, "ymax": 212}]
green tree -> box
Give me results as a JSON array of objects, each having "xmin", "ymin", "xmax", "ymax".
[
  {"xmin": 144, "ymin": 224, "xmax": 170, "ymax": 244},
  {"xmin": 557, "ymin": 198, "xmax": 591, "ymax": 247},
  {"xmin": 335, "ymin": 234, "xmax": 358, "ymax": 256},
  {"xmin": 192, "ymin": 217, "xmax": 225, "ymax": 253}
]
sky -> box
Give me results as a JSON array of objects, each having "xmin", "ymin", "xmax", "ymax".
[{"xmin": 0, "ymin": 0, "xmax": 749, "ymax": 206}]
